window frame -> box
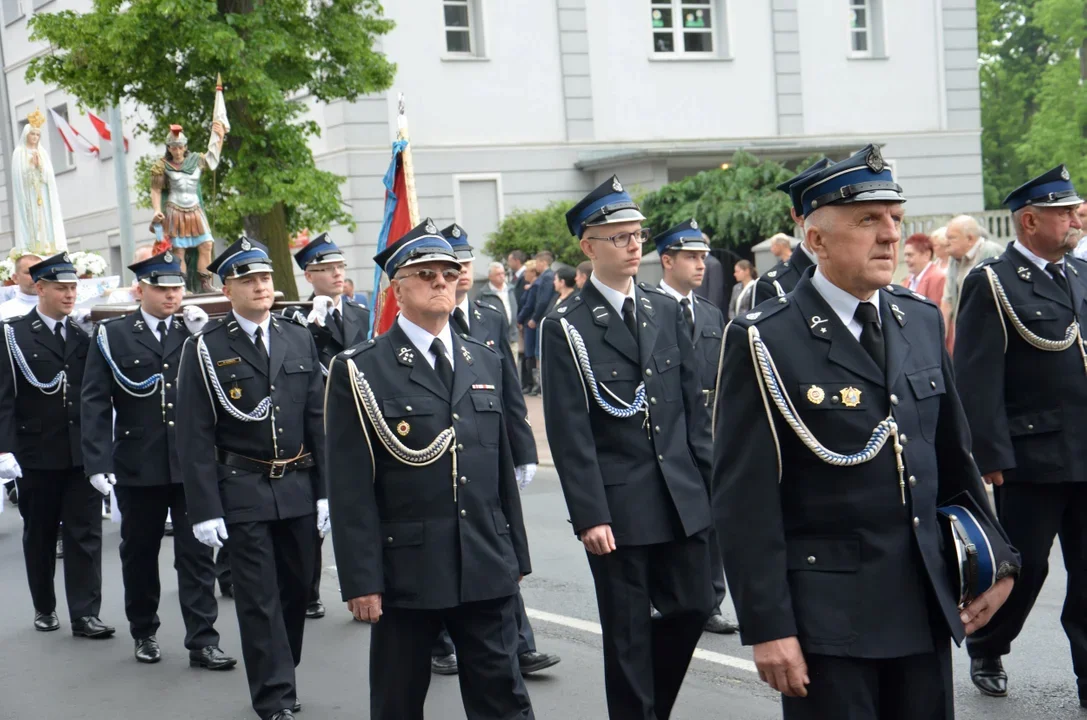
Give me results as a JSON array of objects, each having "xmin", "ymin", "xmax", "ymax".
[
  {"xmin": 442, "ymin": 0, "xmax": 487, "ymax": 60},
  {"xmin": 847, "ymin": 0, "xmax": 887, "ymax": 60},
  {"xmin": 649, "ymin": 0, "xmax": 728, "ymax": 60},
  {"xmin": 47, "ymin": 103, "xmax": 76, "ymax": 172}
]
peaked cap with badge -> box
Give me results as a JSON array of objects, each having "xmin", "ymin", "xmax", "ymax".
[
  {"xmin": 375, "ymin": 218, "xmax": 461, "ymax": 278},
  {"xmin": 440, "ymin": 223, "xmax": 474, "ymax": 261},
  {"xmin": 1002, "ymin": 164, "xmax": 1084, "ymax": 212},
  {"xmin": 29, "ymin": 252, "xmax": 78, "ymax": 284},
  {"xmin": 652, "ymin": 219, "xmax": 710, "ymax": 255},
  {"xmin": 565, "ymin": 175, "xmax": 646, "ymax": 238},
  {"xmin": 129, "ymin": 250, "xmax": 186, "ymax": 287},
  {"xmin": 797, "ymin": 144, "xmax": 905, "ymax": 216},
  {"xmin": 293, "ymin": 232, "xmax": 346, "ymax": 270},
  {"xmin": 207, "ymin": 236, "xmax": 274, "ymax": 282}
]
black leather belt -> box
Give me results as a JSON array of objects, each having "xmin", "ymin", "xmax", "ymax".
[{"xmin": 217, "ymin": 449, "xmax": 315, "ymax": 479}]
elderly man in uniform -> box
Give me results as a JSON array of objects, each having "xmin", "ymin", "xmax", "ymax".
[
  {"xmin": 541, "ymin": 177, "xmax": 715, "ymax": 719},
  {"xmin": 81, "ymin": 251, "xmax": 235, "ymax": 668},
  {"xmin": 0, "ymin": 253, "xmax": 114, "ymax": 638},
  {"xmin": 714, "ymin": 145, "xmax": 1020, "ymax": 719},
  {"xmin": 956, "ymin": 166, "xmax": 1087, "ymax": 706},
  {"xmin": 427, "ymin": 222, "xmax": 559, "ymax": 676},
  {"xmin": 753, "ymin": 158, "xmax": 831, "ymax": 304},
  {"xmin": 652, "ymin": 219, "xmax": 737, "ymax": 636},
  {"xmin": 325, "ymin": 219, "xmax": 535, "ymax": 720},
  {"xmin": 177, "ymin": 238, "xmax": 328, "ymax": 720}
]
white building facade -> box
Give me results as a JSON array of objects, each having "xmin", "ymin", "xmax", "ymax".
[{"xmin": 0, "ymin": 0, "xmax": 982, "ymax": 293}]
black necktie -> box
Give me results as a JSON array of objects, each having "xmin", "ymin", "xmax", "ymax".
[
  {"xmin": 680, "ymin": 298, "xmax": 695, "ymax": 339},
  {"xmin": 1047, "ymin": 263, "xmax": 1071, "ymax": 300},
  {"xmin": 854, "ymin": 303, "xmax": 885, "ymax": 373},
  {"xmin": 253, "ymin": 326, "xmax": 270, "ymax": 368},
  {"xmin": 54, "ymin": 322, "xmax": 64, "ymax": 349},
  {"xmin": 622, "ymin": 297, "xmax": 638, "ymax": 340},
  {"xmin": 331, "ymin": 307, "xmax": 344, "ymax": 336},
  {"xmin": 452, "ymin": 307, "xmax": 470, "ymax": 335},
  {"xmin": 431, "ymin": 338, "xmax": 454, "ymax": 394},
  {"xmin": 157, "ymin": 321, "xmax": 168, "ymax": 345}
]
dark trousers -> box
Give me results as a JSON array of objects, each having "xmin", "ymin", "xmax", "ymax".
[
  {"xmin": 708, "ymin": 526, "xmax": 727, "ymax": 614},
  {"xmin": 216, "ymin": 546, "xmax": 232, "ymax": 591},
  {"xmin": 967, "ymin": 482, "xmax": 1087, "ymax": 683},
  {"xmin": 16, "ymin": 468, "xmax": 102, "ymax": 620},
  {"xmin": 113, "ymin": 484, "xmax": 219, "ymax": 649},
  {"xmin": 371, "ymin": 594, "xmax": 535, "ymax": 720},
  {"xmin": 585, "ymin": 529, "xmax": 715, "ymax": 720},
  {"xmin": 309, "ymin": 535, "xmax": 322, "ymax": 604},
  {"xmin": 432, "ymin": 589, "xmax": 536, "ymax": 657},
  {"xmin": 782, "ymin": 643, "xmax": 953, "ymax": 720},
  {"xmin": 226, "ymin": 515, "xmax": 315, "ymax": 719}
]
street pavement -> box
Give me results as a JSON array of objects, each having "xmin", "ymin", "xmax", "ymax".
[{"xmin": 0, "ymin": 458, "xmax": 1082, "ymax": 717}]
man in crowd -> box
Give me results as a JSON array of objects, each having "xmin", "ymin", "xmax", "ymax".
[
  {"xmin": 767, "ymin": 232, "xmax": 793, "ymax": 263},
  {"xmin": 178, "ymin": 238, "xmax": 328, "ymax": 720},
  {"xmin": 714, "ymin": 145, "xmax": 1018, "ymax": 719},
  {"xmin": 942, "ymin": 214, "xmax": 1003, "ymax": 352},
  {"xmin": 0, "ymin": 253, "xmax": 114, "ymax": 638},
  {"xmin": 508, "ymin": 250, "xmax": 530, "ymax": 383},
  {"xmin": 478, "ymin": 260, "xmax": 518, "ymax": 355},
  {"xmin": 542, "ymin": 176, "xmax": 715, "ymax": 719},
  {"xmin": 0, "ymin": 253, "xmax": 42, "ymax": 321},
  {"xmin": 81, "ymin": 250, "xmax": 235, "ymax": 668},
  {"xmin": 326, "ymin": 220, "xmax": 535, "ymax": 719},
  {"xmin": 956, "ymin": 166, "xmax": 1087, "ymax": 707}
]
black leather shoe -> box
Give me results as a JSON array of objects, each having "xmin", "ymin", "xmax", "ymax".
[
  {"xmin": 71, "ymin": 616, "xmax": 115, "ymax": 639},
  {"xmin": 268, "ymin": 712, "xmax": 295, "ymax": 720},
  {"xmin": 220, "ymin": 583, "xmax": 234, "ymax": 599},
  {"xmin": 704, "ymin": 613, "xmax": 740, "ymax": 634},
  {"xmin": 970, "ymin": 656, "xmax": 1008, "ymax": 697},
  {"xmin": 135, "ymin": 636, "xmax": 161, "ymax": 663},
  {"xmin": 292, "ymin": 698, "xmax": 302, "ymax": 712},
  {"xmin": 305, "ymin": 600, "xmax": 325, "ymax": 619},
  {"xmin": 431, "ymin": 653, "xmax": 459, "ymax": 675},
  {"xmin": 34, "ymin": 611, "xmax": 59, "ymax": 632},
  {"xmin": 519, "ymin": 651, "xmax": 561, "ymax": 675},
  {"xmin": 55, "ymin": 538, "xmax": 64, "ymax": 559},
  {"xmin": 189, "ymin": 645, "xmax": 238, "ymax": 670}
]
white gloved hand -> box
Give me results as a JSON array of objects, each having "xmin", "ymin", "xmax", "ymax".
[
  {"xmin": 316, "ymin": 498, "xmax": 331, "ymax": 537},
  {"xmin": 515, "ymin": 463, "xmax": 538, "ymax": 490},
  {"xmin": 307, "ymin": 295, "xmax": 333, "ymax": 327},
  {"xmin": 71, "ymin": 308, "xmax": 94, "ymax": 335},
  {"xmin": 0, "ymin": 453, "xmax": 22, "ymax": 480},
  {"xmin": 193, "ymin": 518, "xmax": 229, "ymax": 549},
  {"xmin": 88, "ymin": 472, "xmax": 116, "ymax": 496},
  {"xmin": 182, "ymin": 305, "xmax": 209, "ymax": 334}
]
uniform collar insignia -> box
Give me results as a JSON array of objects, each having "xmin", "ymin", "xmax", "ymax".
[
  {"xmin": 460, "ymin": 344, "xmax": 473, "ymax": 364},
  {"xmin": 396, "ymin": 346, "xmax": 415, "ymax": 366},
  {"xmin": 133, "ymin": 319, "xmax": 145, "ymax": 330},
  {"xmin": 1017, "ymin": 266, "xmax": 1032, "ymax": 281},
  {"xmin": 173, "ymin": 319, "xmax": 182, "ymax": 329},
  {"xmin": 890, "ymin": 303, "xmax": 906, "ymax": 326}
]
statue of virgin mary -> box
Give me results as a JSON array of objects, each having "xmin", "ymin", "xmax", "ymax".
[{"xmin": 11, "ymin": 109, "xmax": 68, "ymax": 254}]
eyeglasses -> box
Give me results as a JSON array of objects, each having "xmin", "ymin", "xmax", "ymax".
[
  {"xmin": 586, "ymin": 228, "xmax": 651, "ymax": 248},
  {"xmin": 398, "ymin": 268, "xmax": 461, "ymax": 283},
  {"xmin": 308, "ymin": 263, "xmax": 346, "ymax": 274}
]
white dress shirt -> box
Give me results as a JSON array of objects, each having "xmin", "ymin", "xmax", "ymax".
[
  {"xmin": 36, "ymin": 308, "xmax": 67, "ymax": 341},
  {"xmin": 907, "ymin": 262, "xmax": 933, "ymax": 292},
  {"xmin": 232, "ymin": 311, "xmax": 271, "ymax": 355},
  {"xmin": 590, "ymin": 274, "xmax": 636, "ymax": 317},
  {"xmin": 397, "ymin": 314, "xmax": 455, "ymax": 371},
  {"xmin": 0, "ymin": 291, "xmax": 39, "ymax": 321},
  {"xmin": 1013, "ymin": 239, "xmax": 1062, "ymax": 273},
  {"xmin": 141, "ymin": 309, "xmax": 173, "ymax": 343},
  {"xmin": 488, "ymin": 282, "xmax": 512, "ymax": 324},
  {"xmin": 659, "ymin": 279, "xmax": 696, "ymax": 322},
  {"xmin": 810, "ymin": 268, "xmax": 881, "ymax": 342}
]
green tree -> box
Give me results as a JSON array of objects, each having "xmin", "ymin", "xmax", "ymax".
[
  {"xmin": 27, "ymin": 0, "xmax": 396, "ymax": 298},
  {"xmin": 482, "ymin": 200, "xmax": 583, "ymax": 267}
]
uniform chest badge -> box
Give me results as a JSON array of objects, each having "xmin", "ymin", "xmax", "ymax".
[
  {"xmin": 396, "ymin": 421, "xmax": 410, "ymax": 437},
  {"xmin": 806, "ymin": 386, "xmax": 825, "ymax": 405},
  {"xmin": 839, "ymin": 387, "xmax": 862, "ymax": 408},
  {"xmin": 486, "ymin": 339, "xmax": 495, "ymax": 347},
  {"xmin": 229, "ymin": 386, "xmax": 242, "ymax": 400}
]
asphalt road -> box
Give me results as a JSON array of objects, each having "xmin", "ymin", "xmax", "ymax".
[{"xmin": 0, "ymin": 469, "xmax": 1081, "ymax": 719}]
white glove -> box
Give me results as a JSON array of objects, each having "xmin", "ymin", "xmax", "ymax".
[
  {"xmin": 307, "ymin": 295, "xmax": 333, "ymax": 327},
  {"xmin": 89, "ymin": 472, "xmax": 116, "ymax": 496},
  {"xmin": 316, "ymin": 498, "xmax": 331, "ymax": 537},
  {"xmin": 182, "ymin": 305, "xmax": 209, "ymax": 334},
  {"xmin": 515, "ymin": 463, "xmax": 537, "ymax": 490},
  {"xmin": 0, "ymin": 453, "xmax": 21, "ymax": 480},
  {"xmin": 71, "ymin": 308, "xmax": 94, "ymax": 335},
  {"xmin": 193, "ymin": 518, "xmax": 229, "ymax": 549}
]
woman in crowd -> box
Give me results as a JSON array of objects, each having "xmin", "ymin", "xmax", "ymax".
[{"xmin": 729, "ymin": 259, "xmax": 759, "ymax": 319}]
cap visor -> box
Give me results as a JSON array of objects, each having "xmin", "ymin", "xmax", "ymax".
[
  {"xmin": 397, "ymin": 253, "xmax": 461, "ymax": 272},
  {"xmin": 49, "ymin": 273, "xmax": 79, "ymax": 284},
  {"xmin": 836, "ymin": 189, "xmax": 907, "ymax": 205},
  {"xmin": 229, "ymin": 262, "xmax": 274, "ymax": 278},
  {"xmin": 142, "ymin": 275, "xmax": 186, "ymax": 287},
  {"xmin": 307, "ymin": 254, "xmax": 346, "ymax": 267},
  {"xmin": 453, "ymin": 249, "xmax": 475, "ymax": 260},
  {"xmin": 1032, "ymin": 195, "xmax": 1085, "ymax": 208},
  {"xmin": 585, "ymin": 208, "xmax": 647, "ymax": 227},
  {"xmin": 670, "ymin": 240, "xmax": 711, "ymax": 252}
]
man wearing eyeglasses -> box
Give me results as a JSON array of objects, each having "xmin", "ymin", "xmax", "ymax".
[
  {"xmin": 325, "ymin": 219, "xmax": 535, "ymax": 720},
  {"xmin": 540, "ymin": 176, "xmax": 715, "ymax": 719}
]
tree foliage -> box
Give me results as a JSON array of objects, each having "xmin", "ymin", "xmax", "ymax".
[
  {"xmin": 27, "ymin": 0, "xmax": 396, "ymax": 298},
  {"xmin": 482, "ymin": 200, "xmax": 583, "ymax": 267}
]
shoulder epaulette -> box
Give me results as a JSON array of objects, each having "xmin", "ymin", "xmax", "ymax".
[
  {"xmin": 732, "ymin": 297, "xmax": 790, "ymax": 326},
  {"xmin": 884, "ymin": 283, "xmax": 936, "ymax": 306},
  {"xmin": 100, "ymin": 314, "xmax": 127, "ymax": 324},
  {"xmin": 192, "ymin": 316, "xmax": 225, "ymax": 339},
  {"xmin": 277, "ymin": 311, "xmax": 307, "ymax": 327},
  {"xmin": 638, "ymin": 282, "xmax": 671, "ymax": 298},
  {"xmin": 974, "ymin": 256, "xmax": 1002, "ymax": 271},
  {"xmin": 546, "ymin": 292, "xmax": 583, "ymax": 319},
  {"xmin": 473, "ymin": 299, "xmax": 502, "ymax": 315},
  {"xmin": 338, "ymin": 338, "xmax": 376, "ymax": 358},
  {"xmin": 694, "ymin": 295, "xmax": 721, "ymax": 312}
]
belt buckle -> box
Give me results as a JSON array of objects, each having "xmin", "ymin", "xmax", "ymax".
[{"xmin": 269, "ymin": 460, "xmax": 287, "ymax": 479}]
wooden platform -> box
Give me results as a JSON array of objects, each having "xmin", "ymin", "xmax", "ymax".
[{"xmin": 88, "ymin": 292, "xmax": 311, "ymax": 321}]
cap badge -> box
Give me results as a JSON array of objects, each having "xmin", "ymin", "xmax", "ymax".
[
  {"xmin": 806, "ymin": 386, "xmax": 825, "ymax": 405},
  {"xmin": 240, "ymin": 238, "xmax": 252, "ymax": 252},
  {"xmin": 865, "ymin": 146, "xmax": 885, "ymax": 174},
  {"xmin": 425, "ymin": 220, "xmax": 437, "ymax": 234},
  {"xmin": 324, "ymin": 235, "xmax": 332, "ymax": 243},
  {"xmin": 164, "ymin": 251, "xmax": 173, "ymax": 263},
  {"xmin": 840, "ymin": 387, "xmax": 862, "ymax": 408},
  {"xmin": 690, "ymin": 219, "xmax": 699, "ymax": 230},
  {"xmin": 62, "ymin": 252, "xmax": 70, "ymax": 263},
  {"xmin": 452, "ymin": 226, "xmax": 461, "ymax": 238},
  {"xmin": 612, "ymin": 177, "xmax": 623, "ymax": 193}
]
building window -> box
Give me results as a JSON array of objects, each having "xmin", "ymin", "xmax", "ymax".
[
  {"xmin": 2, "ymin": 0, "xmax": 23, "ymax": 25},
  {"xmin": 849, "ymin": 0, "xmax": 885, "ymax": 58},
  {"xmin": 651, "ymin": 0, "xmax": 725, "ymax": 57},
  {"xmin": 47, "ymin": 104, "xmax": 75, "ymax": 170},
  {"xmin": 444, "ymin": 0, "xmax": 485, "ymax": 56}
]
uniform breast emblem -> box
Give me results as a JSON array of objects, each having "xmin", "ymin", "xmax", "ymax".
[
  {"xmin": 229, "ymin": 386, "xmax": 243, "ymax": 400},
  {"xmin": 396, "ymin": 421, "xmax": 410, "ymax": 437},
  {"xmin": 839, "ymin": 387, "xmax": 862, "ymax": 408},
  {"xmin": 806, "ymin": 386, "xmax": 825, "ymax": 405}
]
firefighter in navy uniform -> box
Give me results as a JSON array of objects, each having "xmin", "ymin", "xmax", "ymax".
[
  {"xmin": 427, "ymin": 222, "xmax": 561, "ymax": 676},
  {"xmin": 0, "ymin": 253, "xmax": 114, "ymax": 638},
  {"xmin": 81, "ymin": 250, "xmax": 236, "ymax": 668},
  {"xmin": 325, "ymin": 220, "xmax": 535, "ymax": 720},
  {"xmin": 715, "ymin": 145, "xmax": 1020, "ymax": 719},
  {"xmin": 177, "ymin": 238, "xmax": 328, "ymax": 720},
  {"xmin": 540, "ymin": 177, "xmax": 715, "ymax": 720},
  {"xmin": 753, "ymin": 158, "xmax": 832, "ymax": 304},
  {"xmin": 956, "ymin": 166, "xmax": 1087, "ymax": 707},
  {"xmin": 651, "ymin": 219, "xmax": 737, "ymax": 636}
]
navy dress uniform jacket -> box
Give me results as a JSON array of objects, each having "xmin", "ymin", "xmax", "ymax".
[
  {"xmin": 0, "ymin": 309, "xmax": 87, "ymax": 469},
  {"xmin": 688, "ymin": 296, "xmax": 724, "ymax": 408},
  {"xmin": 285, "ymin": 296, "xmax": 370, "ymax": 372},
  {"xmin": 463, "ymin": 298, "xmax": 537, "ymax": 466},
  {"xmin": 713, "ymin": 276, "xmax": 1019, "ymax": 657},
  {"xmin": 81, "ymin": 312, "xmax": 190, "ymax": 485},
  {"xmin": 176, "ymin": 314, "xmax": 327, "ymax": 526},
  {"xmin": 325, "ymin": 324, "xmax": 531, "ymax": 610},
  {"xmin": 955, "ymin": 246, "xmax": 1087, "ymax": 484},
  {"xmin": 540, "ymin": 281, "xmax": 712, "ymax": 547},
  {"xmin": 753, "ymin": 243, "xmax": 814, "ymax": 304}
]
